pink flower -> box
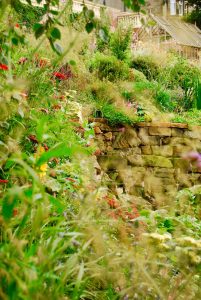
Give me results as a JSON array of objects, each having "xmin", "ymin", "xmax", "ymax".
[
  {"xmin": 119, "ymin": 127, "xmax": 125, "ymax": 132},
  {"xmin": 183, "ymin": 151, "xmax": 201, "ymax": 161}
]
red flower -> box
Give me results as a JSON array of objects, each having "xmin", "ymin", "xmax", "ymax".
[
  {"xmin": 13, "ymin": 208, "xmax": 18, "ymax": 217},
  {"xmin": 0, "ymin": 63, "xmax": 8, "ymax": 71},
  {"xmin": 52, "ymin": 104, "xmax": 62, "ymax": 110},
  {"xmin": 53, "ymin": 72, "xmax": 68, "ymax": 80},
  {"xmin": 43, "ymin": 143, "xmax": 49, "ymax": 151},
  {"xmin": 28, "ymin": 135, "xmax": 38, "ymax": 143},
  {"xmin": 15, "ymin": 23, "xmax": 20, "ymax": 28},
  {"xmin": 0, "ymin": 179, "xmax": 9, "ymax": 183}
]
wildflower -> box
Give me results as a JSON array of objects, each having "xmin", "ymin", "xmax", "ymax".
[
  {"xmin": 52, "ymin": 104, "xmax": 62, "ymax": 110},
  {"xmin": 183, "ymin": 151, "xmax": 201, "ymax": 161},
  {"xmin": 18, "ymin": 57, "xmax": 27, "ymax": 64},
  {"xmin": 0, "ymin": 179, "xmax": 9, "ymax": 183},
  {"xmin": 38, "ymin": 58, "xmax": 50, "ymax": 68},
  {"xmin": 15, "ymin": 23, "xmax": 20, "ymax": 28},
  {"xmin": 53, "ymin": 72, "xmax": 67, "ymax": 80},
  {"xmin": 0, "ymin": 63, "xmax": 8, "ymax": 71},
  {"xmin": 93, "ymin": 149, "xmax": 102, "ymax": 156},
  {"xmin": 13, "ymin": 208, "xmax": 18, "ymax": 216},
  {"xmin": 28, "ymin": 135, "xmax": 38, "ymax": 143},
  {"xmin": 43, "ymin": 143, "xmax": 49, "ymax": 151}
]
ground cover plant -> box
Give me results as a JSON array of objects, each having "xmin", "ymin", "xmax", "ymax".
[{"xmin": 0, "ymin": 1, "xmax": 201, "ymax": 299}]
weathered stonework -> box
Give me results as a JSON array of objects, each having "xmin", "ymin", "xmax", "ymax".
[{"xmin": 92, "ymin": 120, "xmax": 201, "ymax": 205}]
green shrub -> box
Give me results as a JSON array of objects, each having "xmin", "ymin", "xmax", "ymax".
[
  {"xmin": 132, "ymin": 68, "xmax": 148, "ymax": 82},
  {"xmin": 155, "ymin": 88, "xmax": 177, "ymax": 112},
  {"xmin": 161, "ymin": 59, "xmax": 201, "ymax": 110},
  {"xmin": 89, "ymin": 52, "xmax": 130, "ymax": 81},
  {"xmin": 109, "ymin": 26, "xmax": 132, "ymax": 61},
  {"xmin": 101, "ymin": 103, "xmax": 138, "ymax": 125},
  {"xmin": 130, "ymin": 55, "xmax": 160, "ymax": 81}
]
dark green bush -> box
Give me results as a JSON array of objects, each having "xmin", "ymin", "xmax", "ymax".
[
  {"xmin": 185, "ymin": 9, "xmax": 201, "ymax": 29},
  {"xmin": 130, "ymin": 55, "xmax": 160, "ymax": 81},
  {"xmin": 89, "ymin": 52, "xmax": 130, "ymax": 81}
]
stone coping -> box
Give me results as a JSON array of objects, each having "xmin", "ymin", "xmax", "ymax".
[{"xmin": 88, "ymin": 118, "xmax": 190, "ymax": 129}]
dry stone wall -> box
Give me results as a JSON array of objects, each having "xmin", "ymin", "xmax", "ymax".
[{"xmin": 92, "ymin": 119, "xmax": 201, "ymax": 206}]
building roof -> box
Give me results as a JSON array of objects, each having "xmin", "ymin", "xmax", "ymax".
[{"xmin": 151, "ymin": 15, "xmax": 201, "ymax": 48}]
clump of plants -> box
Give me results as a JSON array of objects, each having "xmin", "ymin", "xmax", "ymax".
[
  {"xmin": 130, "ymin": 55, "xmax": 160, "ymax": 81},
  {"xmin": 89, "ymin": 52, "xmax": 130, "ymax": 81}
]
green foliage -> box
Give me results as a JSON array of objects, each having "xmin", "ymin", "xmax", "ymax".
[
  {"xmin": 1, "ymin": 1, "xmax": 201, "ymax": 299},
  {"xmin": 130, "ymin": 55, "xmax": 160, "ymax": 81},
  {"xmin": 13, "ymin": 0, "xmax": 45, "ymax": 28},
  {"xmin": 155, "ymin": 88, "xmax": 177, "ymax": 112},
  {"xmin": 160, "ymin": 59, "xmax": 201, "ymax": 110},
  {"xmin": 109, "ymin": 26, "xmax": 132, "ymax": 61},
  {"xmin": 185, "ymin": 9, "xmax": 201, "ymax": 29},
  {"xmin": 101, "ymin": 103, "xmax": 140, "ymax": 125},
  {"xmin": 89, "ymin": 52, "xmax": 130, "ymax": 81}
]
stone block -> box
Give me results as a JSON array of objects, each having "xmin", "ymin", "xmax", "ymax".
[
  {"xmin": 160, "ymin": 137, "xmax": 171, "ymax": 145},
  {"xmin": 185, "ymin": 126, "xmax": 201, "ymax": 140},
  {"xmin": 130, "ymin": 147, "xmax": 142, "ymax": 155},
  {"xmin": 127, "ymin": 130, "xmax": 141, "ymax": 147},
  {"xmin": 138, "ymin": 128, "xmax": 160, "ymax": 146},
  {"xmin": 173, "ymin": 158, "xmax": 190, "ymax": 172},
  {"xmin": 170, "ymin": 137, "xmax": 194, "ymax": 146},
  {"xmin": 141, "ymin": 146, "xmax": 152, "ymax": 155},
  {"xmin": 98, "ymin": 155, "xmax": 127, "ymax": 171},
  {"xmin": 171, "ymin": 128, "xmax": 184, "ymax": 137},
  {"xmin": 154, "ymin": 168, "xmax": 175, "ymax": 178},
  {"xmin": 151, "ymin": 145, "xmax": 173, "ymax": 157},
  {"xmin": 127, "ymin": 154, "xmax": 145, "ymax": 166},
  {"xmin": 149, "ymin": 127, "xmax": 171, "ymax": 136},
  {"xmin": 94, "ymin": 126, "xmax": 102, "ymax": 134},
  {"xmin": 104, "ymin": 132, "xmax": 113, "ymax": 141},
  {"xmin": 143, "ymin": 155, "xmax": 173, "ymax": 168},
  {"xmin": 173, "ymin": 145, "xmax": 194, "ymax": 157}
]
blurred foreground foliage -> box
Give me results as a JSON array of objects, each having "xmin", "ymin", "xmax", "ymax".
[{"xmin": 0, "ymin": 1, "xmax": 201, "ymax": 299}]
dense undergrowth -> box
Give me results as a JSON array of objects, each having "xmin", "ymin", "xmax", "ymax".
[{"xmin": 0, "ymin": 1, "xmax": 201, "ymax": 299}]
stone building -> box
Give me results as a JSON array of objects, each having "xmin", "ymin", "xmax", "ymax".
[{"xmin": 92, "ymin": 0, "xmax": 188, "ymax": 16}]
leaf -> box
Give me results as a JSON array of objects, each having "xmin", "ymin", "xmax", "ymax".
[
  {"xmin": 50, "ymin": 27, "xmax": 61, "ymax": 40},
  {"xmin": 99, "ymin": 28, "xmax": 109, "ymax": 43},
  {"xmin": 36, "ymin": 142, "xmax": 73, "ymax": 166},
  {"xmin": 52, "ymin": 42, "xmax": 63, "ymax": 55},
  {"xmin": 85, "ymin": 22, "xmax": 94, "ymax": 33},
  {"xmin": 33, "ymin": 23, "xmax": 45, "ymax": 39},
  {"xmin": 69, "ymin": 60, "xmax": 76, "ymax": 66},
  {"xmin": 2, "ymin": 195, "xmax": 18, "ymax": 221},
  {"xmin": 49, "ymin": 195, "xmax": 65, "ymax": 213},
  {"xmin": 86, "ymin": 9, "xmax": 94, "ymax": 20}
]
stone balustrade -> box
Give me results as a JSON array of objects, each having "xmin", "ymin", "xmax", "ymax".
[
  {"xmin": 92, "ymin": 119, "xmax": 201, "ymax": 206},
  {"xmin": 117, "ymin": 12, "xmax": 142, "ymax": 28}
]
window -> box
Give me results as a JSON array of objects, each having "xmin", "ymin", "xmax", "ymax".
[{"xmin": 170, "ymin": 0, "xmax": 176, "ymax": 15}]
